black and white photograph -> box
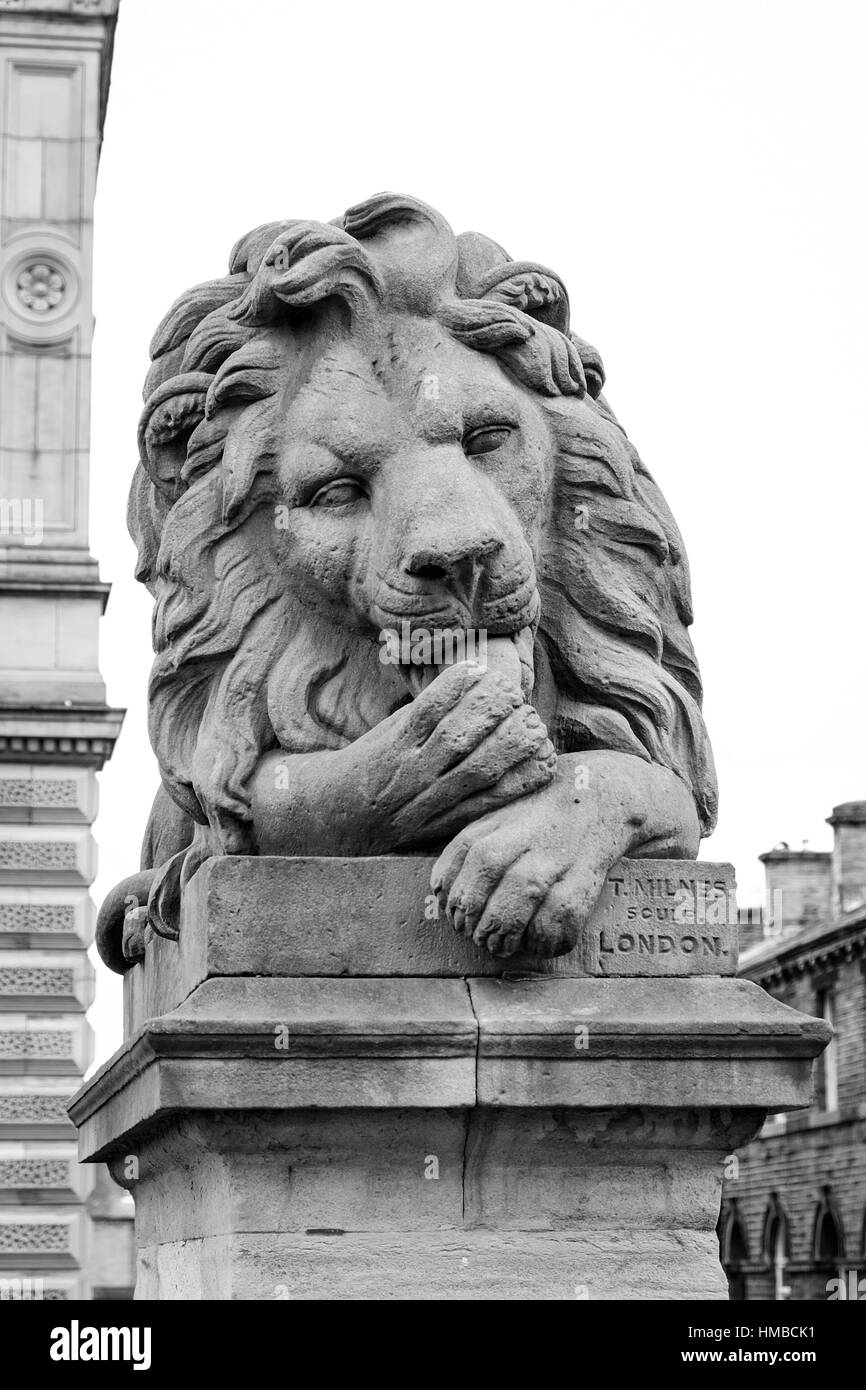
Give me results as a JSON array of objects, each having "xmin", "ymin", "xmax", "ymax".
[{"xmin": 0, "ymin": 0, "xmax": 864, "ymax": 1354}]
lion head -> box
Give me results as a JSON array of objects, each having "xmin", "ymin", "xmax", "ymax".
[{"xmin": 129, "ymin": 193, "xmax": 717, "ymax": 936}]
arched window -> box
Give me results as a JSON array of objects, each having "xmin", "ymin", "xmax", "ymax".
[
  {"xmin": 718, "ymin": 1200, "xmax": 750, "ymax": 1301},
  {"xmin": 762, "ymin": 1195, "xmax": 791, "ymax": 1301},
  {"xmin": 719, "ymin": 1201, "xmax": 750, "ymax": 1266},
  {"xmin": 812, "ymin": 1188, "xmax": 845, "ymax": 1265}
]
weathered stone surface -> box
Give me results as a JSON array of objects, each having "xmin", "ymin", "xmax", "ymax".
[
  {"xmin": 188, "ymin": 853, "xmax": 737, "ymax": 979},
  {"xmin": 469, "ymin": 976, "xmax": 827, "ymax": 1109},
  {"xmin": 135, "ymin": 1228, "xmax": 727, "ymax": 1302},
  {"xmin": 79, "ymin": 978, "xmax": 478, "ymax": 1158},
  {"xmin": 122, "ymin": 855, "xmax": 738, "ymax": 1035},
  {"xmin": 77, "ymin": 974, "xmax": 826, "ymax": 1158},
  {"xmin": 76, "ymin": 1088, "xmax": 799, "ymax": 1301},
  {"xmin": 107, "ymin": 1107, "xmax": 759, "ymax": 1247},
  {"xmin": 70, "ymin": 945, "xmax": 829, "ymax": 1300}
]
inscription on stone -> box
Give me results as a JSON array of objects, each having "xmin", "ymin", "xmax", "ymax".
[
  {"xmin": 585, "ymin": 861, "xmax": 737, "ymax": 976},
  {"xmin": 170, "ymin": 854, "xmax": 738, "ymax": 990}
]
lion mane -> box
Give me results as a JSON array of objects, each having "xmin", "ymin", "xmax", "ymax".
[{"xmin": 128, "ymin": 193, "xmax": 717, "ymax": 938}]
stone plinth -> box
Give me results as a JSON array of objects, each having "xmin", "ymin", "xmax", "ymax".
[{"xmin": 70, "ymin": 857, "xmax": 829, "ymax": 1301}]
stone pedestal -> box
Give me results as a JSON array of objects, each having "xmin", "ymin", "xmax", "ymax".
[{"xmin": 69, "ymin": 856, "xmax": 829, "ymax": 1300}]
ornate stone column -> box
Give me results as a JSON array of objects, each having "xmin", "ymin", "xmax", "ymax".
[
  {"xmin": 70, "ymin": 856, "xmax": 828, "ymax": 1300},
  {"xmin": 0, "ymin": 0, "xmax": 128, "ymax": 1299}
]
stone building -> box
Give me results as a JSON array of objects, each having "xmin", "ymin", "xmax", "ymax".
[
  {"xmin": 0, "ymin": 0, "xmax": 133, "ymax": 1299},
  {"xmin": 719, "ymin": 803, "xmax": 866, "ymax": 1300}
]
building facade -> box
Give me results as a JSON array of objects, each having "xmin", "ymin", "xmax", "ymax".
[
  {"xmin": 0, "ymin": 0, "xmax": 132, "ymax": 1299},
  {"xmin": 720, "ymin": 803, "xmax": 866, "ymax": 1301}
]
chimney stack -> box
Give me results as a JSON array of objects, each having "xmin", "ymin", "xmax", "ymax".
[
  {"xmin": 758, "ymin": 844, "xmax": 832, "ymax": 937},
  {"xmin": 827, "ymin": 801, "xmax": 866, "ymax": 916}
]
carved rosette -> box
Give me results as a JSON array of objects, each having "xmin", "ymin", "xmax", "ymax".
[{"xmin": 15, "ymin": 260, "xmax": 66, "ymax": 314}]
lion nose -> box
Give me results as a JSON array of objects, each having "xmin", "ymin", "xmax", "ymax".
[{"xmin": 404, "ymin": 536, "xmax": 502, "ymax": 600}]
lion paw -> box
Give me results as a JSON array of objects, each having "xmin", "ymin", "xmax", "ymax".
[{"xmin": 430, "ymin": 777, "xmax": 611, "ymax": 958}]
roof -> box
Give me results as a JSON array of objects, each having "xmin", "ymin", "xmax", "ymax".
[{"xmin": 739, "ymin": 901, "xmax": 866, "ymax": 982}]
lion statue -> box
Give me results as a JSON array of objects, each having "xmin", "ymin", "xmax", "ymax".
[{"xmin": 97, "ymin": 192, "xmax": 717, "ymax": 973}]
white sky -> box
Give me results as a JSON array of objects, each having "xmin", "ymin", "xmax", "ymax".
[{"xmin": 86, "ymin": 0, "xmax": 866, "ymax": 1065}]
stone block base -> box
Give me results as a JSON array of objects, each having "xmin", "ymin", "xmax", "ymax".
[
  {"xmin": 69, "ymin": 858, "xmax": 829, "ymax": 1300},
  {"xmin": 137, "ymin": 1229, "xmax": 725, "ymax": 1302},
  {"xmin": 122, "ymin": 1106, "xmax": 763, "ymax": 1301}
]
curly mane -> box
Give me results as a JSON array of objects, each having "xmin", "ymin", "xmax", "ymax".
[{"xmin": 130, "ymin": 193, "xmax": 717, "ymax": 930}]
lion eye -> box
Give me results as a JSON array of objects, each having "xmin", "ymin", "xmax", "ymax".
[
  {"xmin": 463, "ymin": 426, "xmax": 512, "ymax": 457},
  {"xmin": 309, "ymin": 478, "xmax": 367, "ymax": 508}
]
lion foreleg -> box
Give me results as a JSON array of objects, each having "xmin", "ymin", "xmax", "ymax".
[
  {"xmin": 250, "ymin": 663, "xmax": 556, "ymax": 856},
  {"xmin": 432, "ymin": 750, "xmax": 702, "ymax": 958}
]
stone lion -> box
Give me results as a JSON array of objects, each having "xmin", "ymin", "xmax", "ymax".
[{"xmin": 98, "ymin": 193, "xmax": 717, "ymax": 972}]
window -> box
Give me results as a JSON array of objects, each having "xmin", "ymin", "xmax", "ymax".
[
  {"xmin": 812, "ymin": 1188, "xmax": 845, "ymax": 1265},
  {"xmin": 762, "ymin": 1196, "xmax": 791, "ymax": 1301},
  {"xmin": 718, "ymin": 1201, "xmax": 750, "ymax": 1301},
  {"xmin": 816, "ymin": 989, "xmax": 838, "ymax": 1112},
  {"xmin": 719, "ymin": 1201, "xmax": 750, "ymax": 1265}
]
